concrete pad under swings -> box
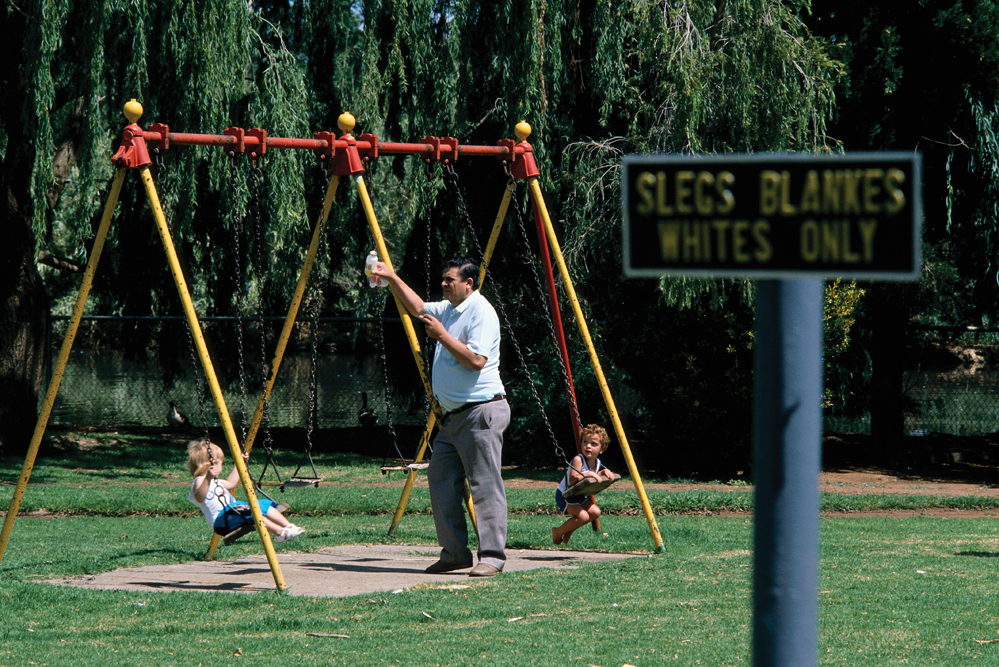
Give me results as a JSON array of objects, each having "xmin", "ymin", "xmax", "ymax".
[{"xmin": 46, "ymin": 544, "xmax": 644, "ymax": 597}]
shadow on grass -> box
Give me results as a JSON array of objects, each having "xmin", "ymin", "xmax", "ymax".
[{"xmin": 955, "ymin": 550, "xmax": 999, "ymax": 558}]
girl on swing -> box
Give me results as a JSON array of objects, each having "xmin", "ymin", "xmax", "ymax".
[
  {"xmin": 552, "ymin": 424, "xmax": 616, "ymax": 545},
  {"xmin": 186, "ymin": 439, "xmax": 304, "ymax": 542}
]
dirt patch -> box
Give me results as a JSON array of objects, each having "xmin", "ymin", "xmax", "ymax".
[{"xmin": 46, "ymin": 544, "xmax": 642, "ymax": 597}]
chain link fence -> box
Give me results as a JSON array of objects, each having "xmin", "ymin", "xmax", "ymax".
[
  {"xmin": 900, "ymin": 326, "xmax": 999, "ymax": 437},
  {"xmin": 43, "ymin": 318, "xmax": 999, "ymax": 440},
  {"xmin": 824, "ymin": 325, "xmax": 999, "ymax": 437},
  {"xmin": 43, "ymin": 315, "xmax": 428, "ymax": 431}
]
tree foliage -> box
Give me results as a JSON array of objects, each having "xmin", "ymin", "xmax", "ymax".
[{"xmin": 2, "ymin": 0, "xmax": 843, "ymax": 471}]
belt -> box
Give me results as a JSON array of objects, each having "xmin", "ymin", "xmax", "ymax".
[{"xmin": 444, "ymin": 394, "xmax": 506, "ymax": 419}]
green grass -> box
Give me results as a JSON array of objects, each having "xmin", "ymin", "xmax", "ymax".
[{"xmin": 2, "ymin": 433, "xmax": 999, "ymax": 665}]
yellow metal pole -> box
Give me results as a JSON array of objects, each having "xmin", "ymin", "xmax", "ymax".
[
  {"xmin": 387, "ymin": 411, "xmax": 437, "ymax": 535},
  {"xmin": 208, "ymin": 176, "xmax": 341, "ymax": 561},
  {"xmin": 355, "ymin": 174, "xmax": 478, "ymax": 532},
  {"xmin": 139, "ymin": 167, "xmax": 289, "ymax": 589},
  {"xmin": 208, "ymin": 175, "xmax": 340, "ymax": 562},
  {"xmin": 479, "ymin": 185, "xmax": 514, "ymax": 285},
  {"xmin": 357, "ymin": 170, "xmax": 489, "ymax": 535},
  {"xmin": 0, "ymin": 169, "xmax": 127, "ymax": 567},
  {"xmin": 354, "ymin": 174, "xmax": 440, "ymax": 400},
  {"xmin": 528, "ymin": 178, "xmax": 665, "ymax": 553},
  {"xmin": 243, "ymin": 174, "xmax": 341, "ymax": 454},
  {"xmin": 355, "ymin": 174, "xmax": 437, "ymax": 408}
]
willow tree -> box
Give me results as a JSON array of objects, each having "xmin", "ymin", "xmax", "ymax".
[
  {"xmin": 803, "ymin": 0, "xmax": 999, "ymax": 462},
  {"xmin": 1, "ymin": 0, "xmax": 839, "ymax": 471}
]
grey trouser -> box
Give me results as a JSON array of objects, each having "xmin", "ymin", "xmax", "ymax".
[{"xmin": 428, "ymin": 398, "xmax": 511, "ymax": 570}]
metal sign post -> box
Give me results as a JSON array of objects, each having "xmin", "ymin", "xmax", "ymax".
[{"xmin": 622, "ymin": 152, "xmax": 922, "ymax": 667}]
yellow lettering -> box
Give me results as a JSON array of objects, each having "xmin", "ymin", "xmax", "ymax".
[
  {"xmin": 675, "ymin": 171, "xmax": 695, "ymax": 214},
  {"xmin": 753, "ymin": 220, "xmax": 772, "ymax": 262},
  {"xmin": 635, "ymin": 172, "xmax": 657, "ymax": 216},
  {"xmin": 760, "ymin": 171, "xmax": 782, "ymax": 216},
  {"xmin": 799, "ymin": 170, "xmax": 822, "ymax": 214},
  {"xmin": 716, "ymin": 171, "xmax": 736, "ymax": 214},
  {"xmin": 656, "ymin": 173, "xmax": 673, "ymax": 216},
  {"xmin": 821, "ymin": 222, "xmax": 839, "ymax": 262},
  {"xmin": 712, "ymin": 220, "xmax": 731, "ymax": 261},
  {"xmin": 884, "ymin": 169, "xmax": 906, "ymax": 214},
  {"xmin": 859, "ymin": 219, "xmax": 877, "ymax": 262},
  {"xmin": 863, "ymin": 169, "xmax": 883, "ymax": 213},
  {"xmin": 801, "ymin": 221, "xmax": 819, "ymax": 262},
  {"xmin": 658, "ymin": 222, "xmax": 681, "ymax": 260},
  {"xmin": 779, "ymin": 171, "xmax": 796, "ymax": 215},
  {"xmin": 841, "ymin": 221, "xmax": 860, "ymax": 263},
  {"xmin": 682, "ymin": 221, "xmax": 701, "ymax": 261},
  {"xmin": 733, "ymin": 221, "xmax": 751, "ymax": 262},
  {"xmin": 822, "ymin": 171, "xmax": 843, "ymax": 214},
  {"xmin": 695, "ymin": 172, "xmax": 715, "ymax": 215},
  {"xmin": 842, "ymin": 170, "xmax": 863, "ymax": 214}
]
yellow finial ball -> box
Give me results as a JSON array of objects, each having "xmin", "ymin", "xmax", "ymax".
[
  {"xmin": 124, "ymin": 98, "xmax": 143, "ymax": 124},
  {"xmin": 338, "ymin": 112, "xmax": 356, "ymax": 134},
  {"xmin": 514, "ymin": 121, "xmax": 531, "ymax": 141}
]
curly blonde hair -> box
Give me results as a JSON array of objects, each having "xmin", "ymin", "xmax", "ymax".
[
  {"xmin": 186, "ymin": 439, "xmax": 223, "ymax": 477},
  {"xmin": 579, "ymin": 424, "xmax": 610, "ymax": 450}
]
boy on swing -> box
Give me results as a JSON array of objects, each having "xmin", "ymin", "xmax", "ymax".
[
  {"xmin": 186, "ymin": 440, "xmax": 304, "ymax": 543},
  {"xmin": 552, "ymin": 424, "xmax": 616, "ymax": 545}
]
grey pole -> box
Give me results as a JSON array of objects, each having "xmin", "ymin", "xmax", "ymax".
[{"xmin": 752, "ymin": 279, "xmax": 823, "ymax": 667}]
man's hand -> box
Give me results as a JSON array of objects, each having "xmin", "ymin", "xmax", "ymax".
[
  {"xmin": 370, "ymin": 262, "xmax": 396, "ymax": 283},
  {"xmin": 420, "ymin": 313, "xmax": 446, "ymax": 341}
]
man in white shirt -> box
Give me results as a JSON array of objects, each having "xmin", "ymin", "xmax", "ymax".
[{"xmin": 372, "ymin": 257, "xmax": 509, "ymax": 577}]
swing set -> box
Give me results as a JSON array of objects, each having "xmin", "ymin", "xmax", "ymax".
[{"xmin": 0, "ymin": 100, "xmax": 664, "ymax": 593}]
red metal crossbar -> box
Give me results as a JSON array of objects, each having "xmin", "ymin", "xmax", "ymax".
[{"xmin": 113, "ymin": 108, "xmax": 539, "ymax": 179}]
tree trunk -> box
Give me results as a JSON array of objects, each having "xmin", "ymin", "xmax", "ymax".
[
  {"xmin": 0, "ymin": 177, "xmax": 49, "ymax": 456},
  {"xmin": 868, "ymin": 284, "xmax": 908, "ymax": 467}
]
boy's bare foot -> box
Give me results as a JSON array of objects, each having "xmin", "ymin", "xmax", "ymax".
[
  {"xmin": 552, "ymin": 527, "xmax": 562, "ymax": 545},
  {"xmin": 561, "ymin": 530, "xmax": 574, "ymax": 544}
]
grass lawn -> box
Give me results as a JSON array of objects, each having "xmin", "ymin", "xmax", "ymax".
[{"xmin": 1, "ymin": 432, "xmax": 999, "ymax": 666}]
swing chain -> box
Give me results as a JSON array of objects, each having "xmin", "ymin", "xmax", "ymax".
[
  {"xmin": 251, "ymin": 157, "xmax": 276, "ymax": 457},
  {"xmin": 444, "ymin": 167, "xmax": 568, "ymax": 467},
  {"xmin": 304, "ymin": 161, "xmax": 334, "ymax": 456},
  {"xmin": 420, "ymin": 163, "xmax": 439, "ymax": 437},
  {"xmin": 186, "ymin": 323, "xmax": 214, "ymax": 451},
  {"xmin": 228, "ymin": 154, "xmax": 249, "ymax": 449},
  {"xmin": 375, "ymin": 303, "xmax": 405, "ymax": 463},
  {"xmin": 509, "ymin": 187, "xmax": 584, "ymax": 435},
  {"xmin": 155, "ymin": 146, "xmax": 214, "ymax": 452}
]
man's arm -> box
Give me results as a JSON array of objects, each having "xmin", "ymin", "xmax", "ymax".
[
  {"xmin": 370, "ymin": 262, "xmax": 426, "ymax": 317},
  {"xmin": 423, "ymin": 315, "xmax": 487, "ymax": 370}
]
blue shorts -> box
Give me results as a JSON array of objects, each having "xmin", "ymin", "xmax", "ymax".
[
  {"xmin": 213, "ymin": 499, "xmax": 277, "ymax": 535},
  {"xmin": 555, "ymin": 489, "xmax": 586, "ymax": 514}
]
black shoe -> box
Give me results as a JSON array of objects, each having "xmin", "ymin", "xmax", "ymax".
[{"xmin": 425, "ymin": 559, "xmax": 473, "ymax": 574}]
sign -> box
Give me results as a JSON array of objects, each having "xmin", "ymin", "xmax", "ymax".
[{"xmin": 622, "ymin": 152, "xmax": 922, "ymax": 280}]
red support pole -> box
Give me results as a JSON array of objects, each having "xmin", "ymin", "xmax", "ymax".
[{"xmin": 529, "ymin": 189, "xmax": 582, "ymax": 450}]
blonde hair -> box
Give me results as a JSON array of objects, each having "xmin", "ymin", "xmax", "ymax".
[
  {"xmin": 186, "ymin": 439, "xmax": 223, "ymax": 477},
  {"xmin": 580, "ymin": 424, "xmax": 610, "ymax": 450}
]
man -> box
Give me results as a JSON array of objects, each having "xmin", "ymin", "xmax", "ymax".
[{"xmin": 372, "ymin": 257, "xmax": 509, "ymax": 577}]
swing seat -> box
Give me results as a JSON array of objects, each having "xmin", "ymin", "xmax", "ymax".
[
  {"xmin": 563, "ymin": 473, "xmax": 621, "ymax": 498},
  {"xmin": 257, "ymin": 478, "xmax": 321, "ymax": 489},
  {"xmin": 380, "ymin": 461, "xmax": 430, "ymax": 474},
  {"xmin": 284, "ymin": 478, "xmax": 322, "ymax": 488},
  {"xmin": 222, "ymin": 502, "xmax": 291, "ymax": 545}
]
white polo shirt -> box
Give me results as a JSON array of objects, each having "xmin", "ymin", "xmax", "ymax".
[{"xmin": 424, "ymin": 290, "xmax": 505, "ymax": 414}]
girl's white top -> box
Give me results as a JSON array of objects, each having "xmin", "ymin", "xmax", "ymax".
[{"xmin": 189, "ymin": 478, "xmax": 235, "ymax": 525}]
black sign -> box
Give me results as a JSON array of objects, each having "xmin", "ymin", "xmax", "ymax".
[{"xmin": 622, "ymin": 152, "xmax": 922, "ymax": 280}]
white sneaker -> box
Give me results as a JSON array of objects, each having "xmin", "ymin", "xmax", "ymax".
[{"xmin": 275, "ymin": 527, "xmax": 291, "ymax": 543}]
